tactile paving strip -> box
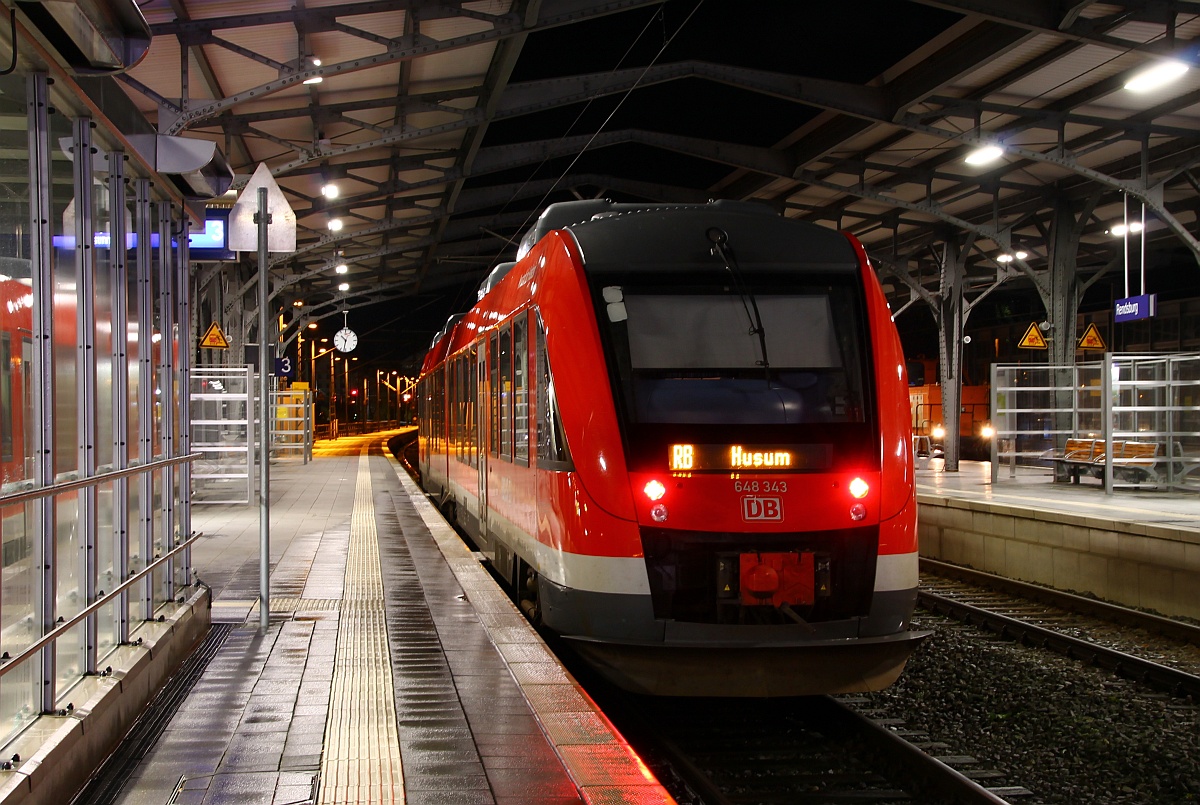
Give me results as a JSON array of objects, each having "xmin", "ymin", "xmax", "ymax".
[{"xmin": 318, "ymin": 451, "xmax": 404, "ymax": 804}]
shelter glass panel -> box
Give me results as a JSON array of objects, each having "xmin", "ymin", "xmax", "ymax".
[
  {"xmin": 0, "ymin": 498, "xmax": 36, "ymax": 742},
  {"xmin": 93, "ymin": 152, "xmax": 114, "ymax": 472},
  {"xmin": 96, "ymin": 479, "xmax": 118, "ymax": 658},
  {"xmin": 50, "ymin": 104, "xmax": 75, "ymax": 480},
  {"xmin": 0, "ymin": 74, "xmax": 31, "ymax": 490},
  {"xmin": 151, "ymin": 204, "xmax": 165, "ymax": 459}
]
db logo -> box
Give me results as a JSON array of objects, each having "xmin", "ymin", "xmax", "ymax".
[{"xmin": 741, "ymin": 496, "xmax": 783, "ymax": 521}]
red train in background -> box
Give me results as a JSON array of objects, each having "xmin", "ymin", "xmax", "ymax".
[
  {"xmin": 1, "ymin": 269, "xmax": 32, "ymax": 490},
  {"xmin": 416, "ymin": 200, "xmax": 926, "ymax": 696}
]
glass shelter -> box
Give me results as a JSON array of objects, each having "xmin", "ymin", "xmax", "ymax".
[{"xmin": 0, "ymin": 71, "xmax": 198, "ymax": 746}]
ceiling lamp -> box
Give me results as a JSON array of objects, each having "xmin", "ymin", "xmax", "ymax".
[
  {"xmin": 996, "ymin": 253, "xmax": 1014, "ymax": 263},
  {"xmin": 328, "ymin": 218, "xmax": 343, "ymax": 232},
  {"xmin": 335, "ymin": 263, "xmax": 348, "ymax": 274},
  {"xmin": 303, "ymin": 75, "xmax": 323, "ymax": 85},
  {"xmin": 1109, "ymin": 221, "xmax": 1144, "ymax": 237},
  {"xmin": 965, "ymin": 144, "xmax": 1003, "ymax": 166},
  {"xmin": 338, "ymin": 282, "xmax": 350, "ymax": 291},
  {"xmin": 322, "ymin": 183, "xmax": 339, "ymax": 199},
  {"xmin": 1124, "ymin": 60, "xmax": 1188, "ymax": 93}
]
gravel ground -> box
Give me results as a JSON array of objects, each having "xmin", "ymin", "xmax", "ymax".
[{"xmin": 859, "ymin": 613, "xmax": 1200, "ymax": 804}]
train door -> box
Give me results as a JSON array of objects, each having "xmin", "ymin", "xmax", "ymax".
[{"xmin": 476, "ymin": 340, "xmax": 488, "ymax": 541}]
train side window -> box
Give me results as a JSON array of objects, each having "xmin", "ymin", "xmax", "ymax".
[
  {"xmin": 499, "ymin": 324, "xmax": 512, "ymax": 461},
  {"xmin": 535, "ymin": 313, "xmax": 572, "ymax": 469},
  {"xmin": 489, "ymin": 332, "xmax": 500, "ymax": 458},
  {"xmin": 457, "ymin": 355, "xmax": 467, "ymax": 463},
  {"xmin": 513, "ymin": 313, "xmax": 529, "ymax": 466},
  {"xmin": 434, "ymin": 369, "xmax": 443, "ymax": 453},
  {"xmin": 448, "ymin": 359, "xmax": 456, "ymax": 460}
]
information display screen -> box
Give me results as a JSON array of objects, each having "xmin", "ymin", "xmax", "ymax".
[{"xmin": 668, "ymin": 443, "xmax": 831, "ymax": 472}]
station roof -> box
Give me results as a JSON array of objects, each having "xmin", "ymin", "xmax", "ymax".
[{"xmin": 119, "ymin": 0, "xmax": 1200, "ymax": 367}]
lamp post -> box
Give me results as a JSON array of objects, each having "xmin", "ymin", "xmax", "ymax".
[{"xmin": 316, "ymin": 346, "xmax": 338, "ymax": 437}]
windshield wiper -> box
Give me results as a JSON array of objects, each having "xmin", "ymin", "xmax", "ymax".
[{"xmin": 707, "ymin": 226, "xmax": 770, "ymax": 381}]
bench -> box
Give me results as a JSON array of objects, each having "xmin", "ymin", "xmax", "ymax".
[
  {"xmin": 1042, "ymin": 438, "xmax": 1160, "ymax": 485},
  {"xmin": 1110, "ymin": 440, "xmax": 1160, "ymax": 484},
  {"xmin": 1042, "ymin": 438, "xmax": 1104, "ymax": 483}
]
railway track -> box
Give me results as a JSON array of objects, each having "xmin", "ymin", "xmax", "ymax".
[
  {"xmin": 575, "ymin": 561, "xmax": 1200, "ymax": 804},
  {"xmin": 918, "ymin": 558, "xmax": 1200, "ymax": 699},
  {"xmin": 563, "ymin": 653, "xmax": 1030, "ymax": 805}
]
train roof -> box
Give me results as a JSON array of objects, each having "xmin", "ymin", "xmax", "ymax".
[
  {"xmin": 525, "ymin": 199, "xmax": 859, "ymax": 275},
  {"xmin": 476, "ymin": 261, "xmax": 518, "ymax": 301}
]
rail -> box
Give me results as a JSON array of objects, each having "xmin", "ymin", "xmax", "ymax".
[{"xmin": 0, "ymin": 453, "xmax": 198, "ymax": 506}]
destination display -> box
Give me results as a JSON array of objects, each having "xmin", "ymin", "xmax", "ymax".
[{"xmin": 669, "ymin": 443, "xmax": 831, "ymax": 472}]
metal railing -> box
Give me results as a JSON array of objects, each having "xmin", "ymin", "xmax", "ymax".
[{"xmin": 0, "ymin": 453, "xmax": 198, "ymax": 745}]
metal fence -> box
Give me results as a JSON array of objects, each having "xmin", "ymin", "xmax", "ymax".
[
  {"xmin": 272, "ymin": 388, "xmax": 313, "ymax": 463},
  {"xmin": 991, "ymin": 353, "xmax": 1200, "ymax": 492},
  {"xmin": 191, "ymin": 367, "xmax": 255, "ymax": 504}
]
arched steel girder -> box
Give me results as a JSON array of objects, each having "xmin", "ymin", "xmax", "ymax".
[
  {"xmin": 148, "ymin": 0, "xmax": 668, "ymax": 136},
  {"xmin": 226, "ymin": 61, "xmax": 1199, "ymax": 266},
  {"xmin": 241, "ymin": 57, "xmax": 1198, "ymax": 180},
  {"xmin": 895, "ymin": 119, "xmax": 1200, "ymax": 262},
  {"xmin": 910, "ymin": 0, "xmax": 1200, "ymax": 58}
]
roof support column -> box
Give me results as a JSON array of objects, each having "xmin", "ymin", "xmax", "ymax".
[
  {"xmin": 932, "ymin": 235, "xmax": 972, "ymax": 473},
  {"xmin": 1044, "ymin": 197, "xmax": 1091, "ymax": 367}
]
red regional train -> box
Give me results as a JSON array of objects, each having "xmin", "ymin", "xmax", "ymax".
[{"xmin": 416, "ymin": 200, "xmax": 926, "ymax": 696}]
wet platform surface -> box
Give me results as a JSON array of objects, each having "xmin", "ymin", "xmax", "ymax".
[
  {"xmin": 918, "ymin": 459, "xmax": 1200, "ymax": 534},
  {"xmin": 106, "ymin": 431, "xmax": 671, "ymax": 805}
]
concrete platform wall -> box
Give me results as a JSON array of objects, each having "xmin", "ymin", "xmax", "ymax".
[{"xmin": 917, "ymin": 494, "xmax": 1200, "ymax": 621}]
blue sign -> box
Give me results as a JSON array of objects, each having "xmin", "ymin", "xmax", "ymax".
[
  {"xmin": 1114, "ymin": 293, "xmax": 1156, "ymax": 323},
  {"xmin": 274, "ymin": 356, "xmax": 295, "ymax": 377}
]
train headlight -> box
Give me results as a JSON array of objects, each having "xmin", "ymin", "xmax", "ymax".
[
  {"xmin": 650, "ymin": 503, "xmax": 669, "ymax": 523},
  {"xmin": 850, "ymin": 503, "xmax": 867, "ymax": 521},
  {"xmin": 644, "ymin": 480, "xmax": 666, "ymax": 501},
  {"xmin": 849, "ymin": 477, "xmax": 869, "ymax": 499}
]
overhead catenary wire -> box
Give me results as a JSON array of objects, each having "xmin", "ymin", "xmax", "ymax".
[{"xmin": 478, "ymin": 1, "xmax": 709, "ymax": 277}]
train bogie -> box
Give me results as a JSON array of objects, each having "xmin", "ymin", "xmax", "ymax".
[{"xmin": 417, "ymin": 200, "xmax": 926, "ymax": 696}]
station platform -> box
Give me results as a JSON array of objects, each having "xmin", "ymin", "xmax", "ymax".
[
  {"xmin": 918, "ymin": 459, "xmax": 1200, "ymax": 529},
  {"xmin": 60, "ymin": 445, "xmax": 1198, "ymax": 805},
  {"xmin": 915, "ymin": 460, "xmax": 1200, "ymax": 621},
  {"xmin": 96, "ymin": 430, "xmax": 672, "ymax": 805}
]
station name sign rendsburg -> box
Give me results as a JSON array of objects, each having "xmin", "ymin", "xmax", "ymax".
[{"xmin": 1114, "ymin": 293, "xmax": 1156, "ymax": 323}]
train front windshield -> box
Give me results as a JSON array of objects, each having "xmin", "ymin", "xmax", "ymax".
[{"xmin": 601, "ymin": 281, "xmax": 868, "ymax": 427}]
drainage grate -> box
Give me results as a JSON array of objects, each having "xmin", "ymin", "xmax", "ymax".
[{"xmin": 71, "ymin": 622, "xmax": 236, "ymax": 805}]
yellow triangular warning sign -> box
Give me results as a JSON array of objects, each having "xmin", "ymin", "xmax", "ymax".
[
  {"xmin": 1077, "ymin": 322, "xmax": 1107, "ymax": 351},
  {"xmin": 1018, "ymin": 322, "xmax": 1048, "ymax": 349},
  {"xmin": 200, "ymin": 322, "xmax": 230, "ymax": 349}
]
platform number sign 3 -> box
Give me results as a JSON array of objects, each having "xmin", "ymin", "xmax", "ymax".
[{"xmin": 274, "ymin": 356, "xmax": 294, "ymax": 377}]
